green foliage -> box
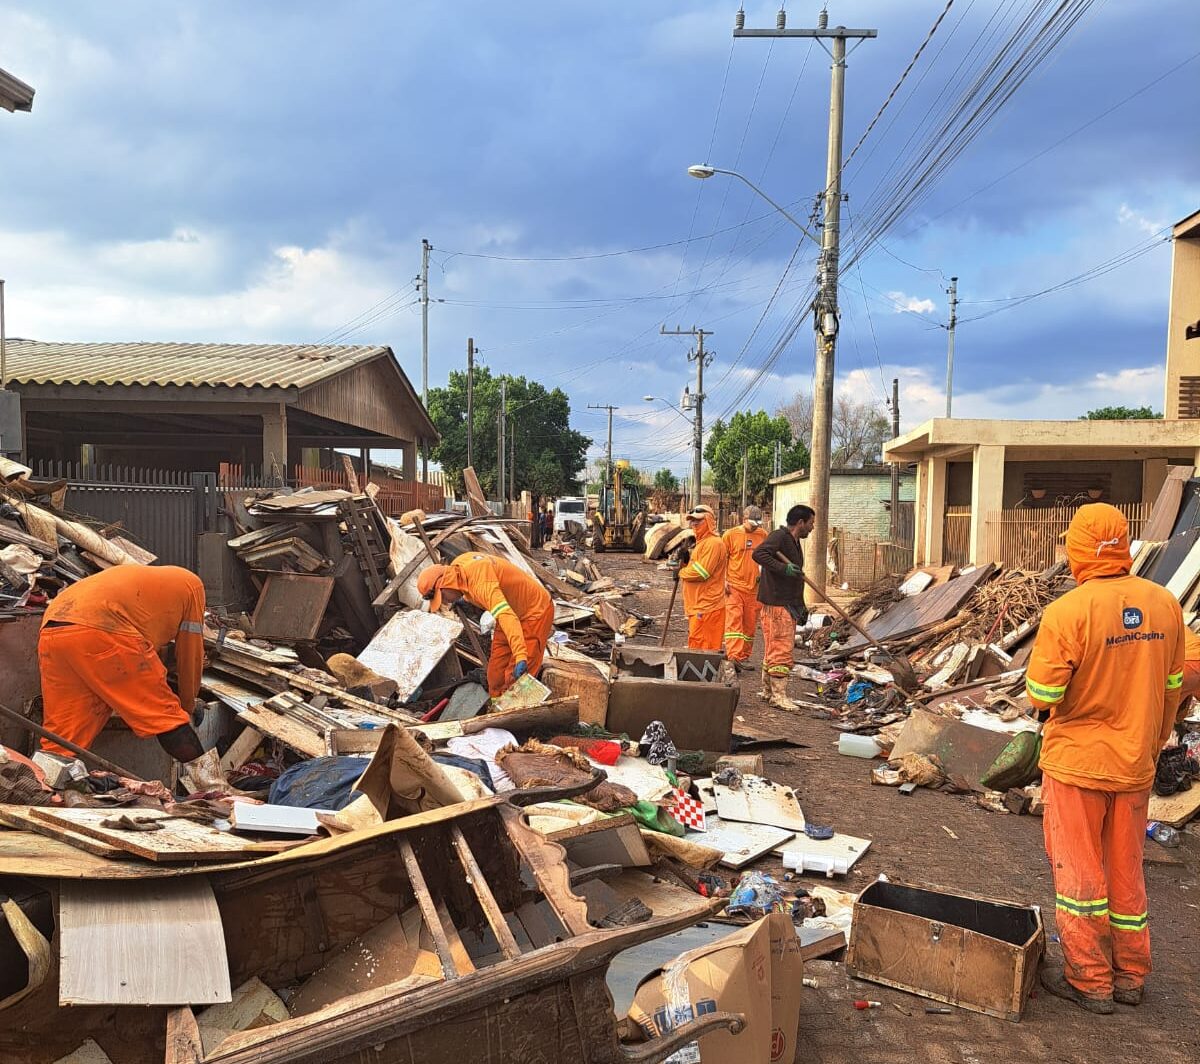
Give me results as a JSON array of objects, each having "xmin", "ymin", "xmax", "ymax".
[
  {"xmin": 703, "ymin": 410, "xmax": 808, "ymax": 502},
  {"xmin": 1080, "ymin": 405, "xmax": 1162, "ymax": 420},
  {"xmin": 653, "ymin": 468, "xmax": 680, "ymax": 492},
  {"xmin": 427, "ymin": 366, "xmax": 592, "ymax": 497},
  {"xmin": 586, "ymin": 461, "xmax": 645, "ymax": 494}
]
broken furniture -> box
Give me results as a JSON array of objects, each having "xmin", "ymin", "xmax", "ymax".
[
  {"xmin": 845, "ymin": 878, "xmax": 1045, "ymax": 1021},
  {"xmin": 0, "ymin": 795, "xmax": 742, "ymax": 1064}
]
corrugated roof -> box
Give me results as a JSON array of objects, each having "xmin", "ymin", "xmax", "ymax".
[{"xmin": 3, "ymin": 341, "xmax": 390, "ymax": 389}]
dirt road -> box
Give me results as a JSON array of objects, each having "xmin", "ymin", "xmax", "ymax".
[{"xmin": 597, "ymin": 550, "xmax": 1200, "ymax": 1063}]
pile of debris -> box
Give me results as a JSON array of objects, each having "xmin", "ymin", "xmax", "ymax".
[{"xmin": 797, "ymin": 469, "xmax": 1200, "ymax": 825}]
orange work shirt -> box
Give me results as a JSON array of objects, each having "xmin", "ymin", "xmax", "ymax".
[
  {"xmin": 721, "ymin": 524, "xmax": 768, "ymax": 594},
  {"xmin": 43, "ymin": 565, "xmax": 207, "ymax": 708},
  {"xmin": 1027, "ymin": 573, "xmax": 1185, "ymax": 791},
  {"xmin": 443, "ymin": 553, "xmax": 552, "ymax": 662},
  {"xmin": 678, "ymin": 512, "xmax": 727, "ymax": 618}
]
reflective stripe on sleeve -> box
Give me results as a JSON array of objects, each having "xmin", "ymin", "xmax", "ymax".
[
  {"xmin": 692, "ymin": 562, "xmax": 710, "ymax": 580},
  {"xmin": 1026, "ymin": 677, "xmax": 1067, "ymax": 704},
  {"xmin": 490, "ymin": 601, "xmax": 512, "ymax": 618},
  {"xmin": 1166, "ymin": 671, "xmax": 1183, "ymax": 691},
  {"xmin": 178, "ymin": 621, "xmax": 204, "ymax": 635}
]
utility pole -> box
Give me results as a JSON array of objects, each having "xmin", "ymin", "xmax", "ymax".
[
  {"xmin": 740, "ymin": 446, "xmax": 749, "ymax": 513},
  {"xmin": 498, "ymin": 378, "xmax": 507, "ymax": 504},
  {"xmin": 944, "ymin": 276, "xmax": 958, "ymax": 417},
  {"xmin": 735, "ymin": 5, "xmax": 876, "ymax": 597},
  {"xmin": 774, "ymin": 438, "xmax": 782, "ymax": 479},
  {"xmin": 466, "ymin": 338, "xmax": 475, "ymax": 471},
  {"xmin": 418, "ymin": 238, "xmax": 431, "ymax": 481},
  {"xmin": 661, "ymin": 325, "xmax": 713, "ymax": 508},
  {"xmin": 588, "ymin": 403, "xmax": 617, "ymax": 489},
  {"xmin": 890, "ymin": 377, "xmax": 900, "ymax": 542}
]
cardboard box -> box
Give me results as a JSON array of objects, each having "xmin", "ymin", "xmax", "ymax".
[
  {"xmin": 846, "ymin": 879, "xmax": 1044, "ymax": 1021},
  {"xmin": 627, "ymin": 913, "xmax": 802, "ymax": 1063}
]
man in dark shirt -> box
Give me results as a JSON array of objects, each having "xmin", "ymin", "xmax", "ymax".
[{"xmin": 752, "ymin": 504, "xmax": 816, "ymax": 709}]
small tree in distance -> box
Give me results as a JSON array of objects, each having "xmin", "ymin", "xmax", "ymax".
[{"xmin": 1080, "ymin": 406, "xmax": 1161, "ymax": 420}]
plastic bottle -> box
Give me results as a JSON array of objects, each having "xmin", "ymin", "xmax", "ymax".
[
  {"xmin": 838, "ymin": 733, "xmax": 882, "ymax": 758},
  {"xmin": 1146, "ymin": 821, "xmax": 1181, "ymax": 848}
]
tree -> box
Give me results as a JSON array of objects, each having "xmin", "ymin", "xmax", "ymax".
[
  {"xmin": 1080, "ymin": 405, "xmax": 1162, "ymax": 420},
  {"xmin": 427, "ymin": 366, "xmax": 591, "ymax": 497},
  {"xmin": 703, "ymin": 410, "xmax": 808, "ymax": 503},
  {"xmin": 777, "ymin": 392, "xmax": 891, "ymax": 467},
  {"xmin": 585, "ymin": 460, "xmax": 646, "ymax": 493},
  {"xmin": 653, "ymin": 468, "xmax": 680, "ymax": 492}
]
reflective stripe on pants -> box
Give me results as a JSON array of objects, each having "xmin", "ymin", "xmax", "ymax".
[
  {"xmin": 1043, "ymin": 774, "xmax": 1151, "ymax": 997},
  {"xmin": 724, "ymin": 587, "xmax": 761, "ymax": 662}
]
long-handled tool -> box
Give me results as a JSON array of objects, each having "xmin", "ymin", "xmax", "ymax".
[
  {"xmin": 775, "ymin": 552, "xmax": 920, "ymax": 693},
  {"xmin": 0, "ymin": 699, "xmax": 146, "ymax": 781},
  {"xmin": 660, "ymin": 577, "xmax": 680, "ymax": 648}
]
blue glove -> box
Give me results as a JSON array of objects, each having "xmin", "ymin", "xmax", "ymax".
[{"xmin": 513, "ymin": 660, "xmax": 529, "ymax": 680}]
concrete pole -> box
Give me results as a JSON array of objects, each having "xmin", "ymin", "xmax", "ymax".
[
  {"xmin": 693, "ymin": 334, "xmax": 705, "ymax": 509},
  {"xmin": 498, "ymin": 378, "xmax": 506, "ymax": 503},
  {"xmin": 466, "ymin": 337, "xmax": 475, "ymax": 471},
  {"xmin": 945, "ymin": 276, "xmax": 958, "ymax": 418},
  {"xmin": 420, "ymin": 238, "xmax": 430, "ymax": 480},
  {"xmin": 741, "ymin": 446, "xmax": 749, "ymax": 513},
  {"xmin": 890, "ymin": 377, "xmax": 900, "ymax": 542}
]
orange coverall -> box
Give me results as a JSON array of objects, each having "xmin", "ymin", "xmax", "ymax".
[
  {"xmin": 678, "ymin": 511, "xmax": 728, "ymax": 652},
  {"xmin": 1026, "ymin": 504, "xmax": 1185, "ymax": 1001},
  {"xmin": 1182, "ymin": 626, "xmax": 1200, "ymax": 700},
  {"xmin": 440, "ymin": 553, "xmax": 554, "ymax": 695},
  {"xmin": 721, "ymin": 524, "xmax": 767, "ymax": 662},
  {"xmin": 38, "ymin": 565, "xmax": 205, "ymax": 757}
]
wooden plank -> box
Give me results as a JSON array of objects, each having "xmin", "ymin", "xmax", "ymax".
[
  {"xmin": 58, "ymin": 878, "xmax": 232, "ymax": 1006},
  {"xmin": 713, "ymin": 774, "xmax": 806, "ymax": 832},
  {"xmin": 396, "ymin": 837, "xmax": 460, "ymax": 979},
  {"xmin": 230, "ymin": 802, "xmax": 330, "ymax": 836},
  {"xmin": 450, "ymin": 824, "xmax": 522, "ymax": 960},
  {"xmin": 220, "ymin": 726, "xmax": 263, "ymax": 774},
  {"xmin": 1165, "ymin": 538, "xmax": 1200, "ymax": 601},
  {"xmin": 461, "ymin": 466, "xmax": 491, "ymax": 517},
  {"xmin": 28, "ymin": 807, "xmax": 282, "ymax": 863},
  {"xmin": 0, "ymin": 804, "xmax": 132, "ymax": 860},
  {"xmin": 1142, "ymin": 465, "xmax": 1194, "ymax": 542}
]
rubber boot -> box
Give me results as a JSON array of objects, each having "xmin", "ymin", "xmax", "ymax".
[
  {"xmin": 180, "ymin": 749, "xmax": 234, "ymax": 796},
  {"xmin": 767, "ymin": 674, "xmax": 795, "ymax": 711},
  {"xmin": 758, "ymin": 666, "xmax": 771, "ymax": 702}
]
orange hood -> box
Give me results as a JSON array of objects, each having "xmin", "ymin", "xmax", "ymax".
[
  {"xmin": 692, "ymin": 510, "xmax": 717, "ymax": 541},
  {"xmin": 1064, "ymin": 503, "xmax": 1131, "ymax": 584}
]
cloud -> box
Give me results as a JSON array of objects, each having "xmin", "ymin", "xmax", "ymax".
[
  {"xmin": 1117, "ymin": 203, "xmax": 1168, "ymax": 236},
  {"xmin": 885, "ymin": 291, "xmax": 937, "ymax": 315}
]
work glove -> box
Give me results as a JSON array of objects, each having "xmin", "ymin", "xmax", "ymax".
[
  {"xmin": 513, "ymin": 660, "xmax": 529, "ymax": 680},
  {"xmin": 785, "ymin": 563, "xmax": 803, "ymax": 578}
]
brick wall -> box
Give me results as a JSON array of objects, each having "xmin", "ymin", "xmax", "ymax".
[{"xmin": 772, "ymin": 472, "xmax": 914, "ymax": 537}]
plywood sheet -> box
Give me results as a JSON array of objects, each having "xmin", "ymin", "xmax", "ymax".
[
  {"xmin": 690, "ymin": 815, "xmax": 795, "ymax": 869},
  {"xmin": 713, "ymin": 774, "xmax": 806, "ymax": 832},
  {"xmin": 356, "ymin": 609, "xmax": 463, "ymax": 700},
  {"xmin": 58, "ymin": 877, "xmax": 232, "ymax": 1006},
  {"xmin": 0, "ymin": 804, "xmax": 131, "ymax": 860},
  {"xmin": 28, "ymin": 806, "xmax": 281, "ymax": 863},
  {"xmin": 251, "ymin": 573, "xmax": 334, "ymax": 642},
  {"xmin": 1147, "ymin": 786, "xmax": 1200, "ymax": 828},
  {"xmin": 1142, "ymin": 465, "xmax": 1194, "ymax": 543}
]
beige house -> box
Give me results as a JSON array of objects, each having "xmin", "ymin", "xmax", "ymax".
[
  {"xmin": 770, "ymin": 466, "xmax": 914, "ymax": 539},
  {"xmin": 1165, "ymin": 208, "xmax": 1200, "ymax": 419}
]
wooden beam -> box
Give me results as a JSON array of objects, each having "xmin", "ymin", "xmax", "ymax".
[
  {"xmin": 396, "ymin": 838, "xmax": 460, "ymax": 980},
  {"xmin": 450, "ymin": 824, "xmax": 522, "ymax": 960}
]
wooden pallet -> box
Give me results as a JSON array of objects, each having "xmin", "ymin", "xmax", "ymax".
[{"xmin": 338, "ymin": 496, "xmax": 391, "ymax": 597}]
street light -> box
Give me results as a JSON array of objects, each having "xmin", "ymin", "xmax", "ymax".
[
  {"xmin": 687, "ymin": 164, "xmax": 820, "ymax": 246},
  {"xmin": 644, "ymin": 396, "xmax": 698, "ymax": 499},
  {"xmin": 687, "ymin": 161, "xmax": 840, "ymax": 596}
]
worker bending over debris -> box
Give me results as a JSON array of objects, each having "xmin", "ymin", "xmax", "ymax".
[
  {"xmin": 721, "ymin": 505, "xmax": 767, "ymax": 669},
  {"xmin": 752, "ymin": 504, "xmax": 815, "ymax": 710},
  {"xmin": 675, "ymin": 504, "xmax": 728, "ymax": 652},
  {"xmin": 37, "ymin": 564, "xmax": 227, "ymax": 793},
  {"xmin": 1026, "ymin": 503, "xmax": 1185, "ymax": 1014},
  {"xmin": 419, "ymin": 553, "xmax": 554, "ymax": 696}
]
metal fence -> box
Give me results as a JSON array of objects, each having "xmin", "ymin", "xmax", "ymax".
[{"xmin": 34, "ymin": 462, "xmax": 206, "ymax": 569}]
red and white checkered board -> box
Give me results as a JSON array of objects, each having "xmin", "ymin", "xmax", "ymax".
[{"xmin": 667, "ymin": 787, "xmax": 706, "ymax": 831}]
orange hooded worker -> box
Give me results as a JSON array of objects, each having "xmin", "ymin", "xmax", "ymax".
[
  {"xmin": 1026, "ymin": 503, "xmax": 1185, "ymax": 1014},
  {"xmin": 36, "ymin": 564, "xmax": 228, "ymax": 792},
  {"xmin": 418, "ymin": 553, "xmax": 554, "ymax": 696},
  {"xmin": 676, "ymin": 504, "xmax": 728, "ymax": 652},
  {"xmin": 721, "ymin": 505, "xmax": 767, "ymax": 668},
  {"xmin": 1182, "ymin": 626, "xmax": 1200, "ymax": 701}
]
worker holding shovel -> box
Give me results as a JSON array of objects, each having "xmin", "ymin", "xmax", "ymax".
[
  {"xmin": 676, "ymin": 505, "xmax": 728, "ymax": 652},
  {"xmin": 721, "ymin": 505, "xmax": 768, "ymax": 669},
  {"xmin": 752, "ymin": 504, "xmax": 815, "ymax": 710}
]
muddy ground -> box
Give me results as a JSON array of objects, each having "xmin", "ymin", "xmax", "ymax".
[{"xmin": 595, "ymin": 549, "xmax": 1200, "ymax": 1063}]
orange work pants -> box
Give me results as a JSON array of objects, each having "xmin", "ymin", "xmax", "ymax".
[
  {"xmin": 1042, "ymin": 774, "xmax": 1151, "ymax": 998},
  {"xmin": 761, "ymin": 606, "xmax": 795, "ymax": 677},
  {"xmin": 723, "ymin": 587, "xmax": 761, "ymax": 662},
  {"xmin": 37, "ymin": 625, "xmax": 191, "ymax": 757},
  {"xmin": 487, "ymin": 607, "xmax": 555, "ymax": 696},
  {"xmin": 686, "ymin": 609, "xmax": 724, "ymax": 653}
]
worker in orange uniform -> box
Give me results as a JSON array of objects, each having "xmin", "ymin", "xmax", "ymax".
[
  {"xmin": 1182, "ymin": 626, "xmax": 1200, "ymax": 701},
  {"xmin": 752, "ymin": 504, "xmax": 815, "ymax": 709},
  {"xmin": 37, "ymin": 564, "xmax": 225, "ymax": 792},
  {"xmin": 1026, "ymin": 504, "xmax": 1185, "ymax": 1014},
  {"xmin": 721, "ymin": 505, "xmax": 767, "ymax": 669},
  {"xmin": 676, "ymin": 505, "xmax": 728, "ymax": 652},
  {"xmin": 418, "ymin": 553, "xmax": 554, "ymax": 696}
]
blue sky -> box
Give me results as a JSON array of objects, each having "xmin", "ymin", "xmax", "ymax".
[{"xmin": 1, "ymin": 1, "xmax": 1197, "ymax": 476}]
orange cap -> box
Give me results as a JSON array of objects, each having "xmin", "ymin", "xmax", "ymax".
[{"xmin": 417, "ymin": 564, "xmax": 452, "ymax": 612}]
